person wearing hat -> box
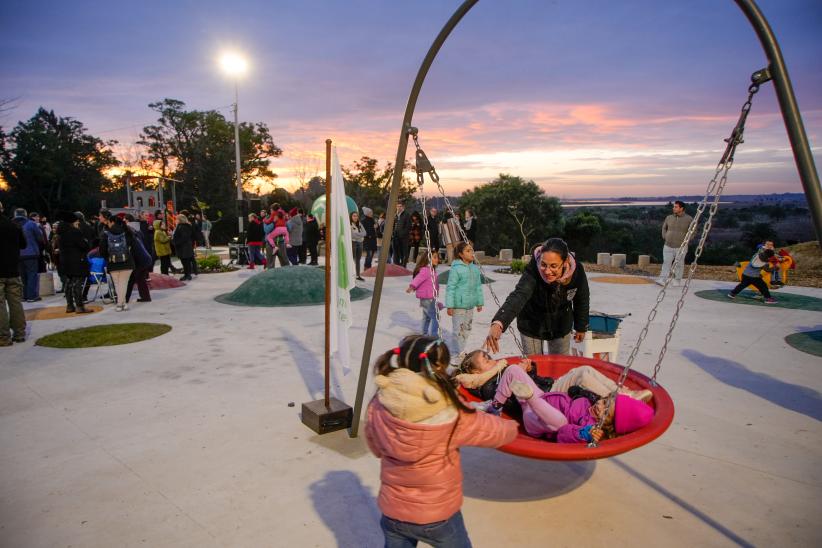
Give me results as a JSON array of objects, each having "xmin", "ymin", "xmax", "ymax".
[
  {"xmin": 0, "ymin": 201, "xmax": 28, "ymax": 345},
  {"xmin": 56, "ymin": 211, "xmax": 93, "ymax": 313},
  {"xmin": 286, "ymin": 207, "xmax": 304, "ymax": 265}
]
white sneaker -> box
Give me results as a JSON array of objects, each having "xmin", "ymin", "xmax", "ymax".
[
  {"xmin": 115, "ymin": 304, "xmax": 124, "ymax": 312},
  {"xmin": 122, "ymin": 303, "xmax": 129, "ymax": 311}
]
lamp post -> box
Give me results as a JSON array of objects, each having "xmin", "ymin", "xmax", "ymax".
[{"xmin": 219, "ymin": 52, "xmax": 248, "ymax": 237}]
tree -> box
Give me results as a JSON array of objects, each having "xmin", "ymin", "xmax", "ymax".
[
  {"xmin": 137, "ymin": 98, "xmax": 282, "ymax": 223},
  {"xmin": 0, "ymin": 108, "xmax": 119, "ymax": 217},
  {"xmin": 564, "ymin": 210, "xmax": 603, "ymax": 250},
  {"xmin": 342, "ymin": 156, "xmax": 415, "ymax": 211},
  {"xmin": 458, "ymin": 174, "xmax": 563, "ymax": 255},
  {"xmin": 741, "ymin": 222, "xmax": 778, "ymax": 248}
]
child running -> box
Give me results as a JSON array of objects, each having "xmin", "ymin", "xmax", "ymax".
[
  {"xmin": 406, "ymin": 251, "xmax": 441, "ymax": 336},
  {"xmin": 365, "ymin": 335, "xmax": 517, "ymax": 547},
  {"xmin": 456, "ymin": 351, "xmax": 653, "ymax": 443},
  {"xmin": 446, "ymin": 242, "xmax": 484, "ymax": 364}
]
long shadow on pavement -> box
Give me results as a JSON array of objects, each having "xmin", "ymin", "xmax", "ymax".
[
  {"xmin": 612, "ymin": 458, "xmax": 754, "ymax": 548},
  {"xmin": 682, "ymin": 349, "xmax": 822, "ymax": 422},
  {"xmin": 310, "ymin": 470, "xmax": 382, "ymax": 548},
  {"xmin": 281, "ymin": 327, "xmax": 346, "ymax": 403},
  {"xmin": 461, "ymin": 446, "xmax": 595, "ymax": 501}
]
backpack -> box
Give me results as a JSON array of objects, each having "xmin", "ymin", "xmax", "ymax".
[{"xmin": 106, "ymin": 231, "xmax": 129, "ymax": 264}]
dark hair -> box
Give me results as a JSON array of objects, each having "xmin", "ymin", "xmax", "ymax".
[
  {"xmin": 454, "ymin": 241, "xmax": 472, "ymax": 259},
  {"xmin": 540, "ymin": 237, "xmax": 569, "ymax": 261},
  {"xmin": 458, "ymin": 349, "xmax": 486, "ymax": 374},
  {"xmin": 99, "ymin": 209, "xmax": 112, "ymax": 220},
  {"xmin": 412, "ymin": 250, "xmax": 437, "ymax": 278},
  {"xmin": 674, "ymin": 200, "xmax": 686, "ymax": 209},
  {"xmin": 759, "ymin": 248, "xmax": 775, "ymax": 260},
  {"xmin": 373, "ymin": 335, "xmax": 473, "ymax": 415},
  {"xmin": 124, "ymin": 214, "xmax": 135, "ymax": 222}
]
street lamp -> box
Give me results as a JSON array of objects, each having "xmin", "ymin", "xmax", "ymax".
[{"xmin": 218, "ymin": 52, "xmax": 248, "ymax": 237}]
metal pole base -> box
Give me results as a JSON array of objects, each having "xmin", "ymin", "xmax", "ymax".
[{"xmin": 300, "ymin": 397, "xmax": 353, "ymax": 435}]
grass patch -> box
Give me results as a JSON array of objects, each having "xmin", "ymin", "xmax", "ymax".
[{"xmin": 36, "ymin": 323, "xmax": 172, "ymax": 348}]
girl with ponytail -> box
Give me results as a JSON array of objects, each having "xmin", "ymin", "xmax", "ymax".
[{"xmin": 365, "ymin": 335, "xmax": 517, "ymax": 547}]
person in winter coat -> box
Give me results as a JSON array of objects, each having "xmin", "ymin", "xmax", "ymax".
[
  {"xmin": 485, "ymin": 238, "xmax": 589, "ymax": 356},
  {"xmin": 463, "ymin": 208, "xmax": 478, "ymax": 246},
  {"xmin": 728, "ymin": 241, "xmax": 781, "ymax": 303},
  {"xmin": 391, "ymin": 202, "xmax": 411, "ymax": 266},
  {"xmin": 99, "ymin": 214, "xmax": 136, "ymax": 311},
  {"xmin": 406, "ymin": 251, "xmax": 441, "ymax": 336},
  {"xmin": 365, "ymin": 335, "xmax": 517, "ymax": 547},
  {"xmin": 286, "ymin": 207, "xmax": 304, "ymax": 265},
  {"xmin": 245, "ymin": 213, "xmax": 265, "ymax": 269},
  {"xmin": 153, "ymin": 220, "xmax": 174, "ymax": 275},
  {"xmin": 445, "ymin": 242, "xmax": 484, "ymax": 362},
  {"xmin": 426, "ymin": 207, "xmax": 441, "ymax": 253},
  {"xmin": 12, "ymin": 208, "xmax": 45, "ymax": 302},
  {"xmin": 55, "ymin": 213, "xmax": 92, "ymax": 313},
  {"xmin": 172, "ymin": 214, "xmax": 196, "ymax": 281},
  {"xmin": 408, "ymin": 211, "xmax": 423, "ymax": 264},
  {"xmin": 0, "ymin": 201, "xmax": 27, "ymax": 345},
  {"xmin": 125, "ymin": 226, "xmax": 153, "ymax": 303},
  {"xmin": 361, "ymin": 207, "xmax": 378, "ymax": 270},
  {"xmin": 303, "ymin": 214, "xmax": 320, "ymax": 266},
  {"xmin": 350, "ymin": 211, "xmax": 366, "ymax": 281}
]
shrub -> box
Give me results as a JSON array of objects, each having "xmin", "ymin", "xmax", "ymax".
[
  {"xmin": 197, "ymin": 255, "xmax": 222, "ymax": 270},
  {"xmin": 509, "ymin": 258, "xmax": 526, "ymax": 274}
]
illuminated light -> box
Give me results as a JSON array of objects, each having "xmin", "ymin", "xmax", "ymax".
[{"xmin": 218, "ymin": 52, "xmax": 248, "ymax": 77}]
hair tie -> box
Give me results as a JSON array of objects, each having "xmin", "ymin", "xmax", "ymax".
[{"xmin": 389, "ymin": 347, "xmax": 400, "ymax": 369}]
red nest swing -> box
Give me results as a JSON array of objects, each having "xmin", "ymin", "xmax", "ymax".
[{"xmin": 459, "ymin": 354, "xmax": 675, "ymax": 461}]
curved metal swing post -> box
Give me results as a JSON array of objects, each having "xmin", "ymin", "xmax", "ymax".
[{"xmin": 349, "ymin": 0, "xmax": 820, "ymax": 437}]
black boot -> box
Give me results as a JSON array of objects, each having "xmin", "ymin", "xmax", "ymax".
[
  {"xmin": 65, "ymin": 286, "xmax": 76, "ymax": 313},
  {"xmin": 74, "ymin": 283, "xmax": 92, "ymax": 313}
]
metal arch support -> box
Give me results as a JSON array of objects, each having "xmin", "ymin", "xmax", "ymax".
[{"xmin": 348, "ymin": 0, "xmax": 820, "ymax": 437}]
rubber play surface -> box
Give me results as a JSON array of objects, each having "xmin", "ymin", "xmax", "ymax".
[
  {"xmin": 24, "ymin": 305, "xmax": 104, "ymax": 320},
  {"xmin": 695, "ymin": 289, "xmax": 822, "ymax": 311},
  {"xmin": 785, "ymin": 330, "xmax": 822, "ymax": 357}
]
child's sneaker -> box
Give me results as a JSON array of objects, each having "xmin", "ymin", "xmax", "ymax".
[
  {"xmin": 764, "ymin": 297, "xmax": 778, "ymax": 304},
  {"xmin": 726, "ymin": 293, "xmax": 735, "ymax": 300},
  {"xmin": 510, "ymin": 381, "xmax": 534, "ymax": 400},
  {"xmin": 470, "ymin": 400, "xmax": 502, "ymax": 415}
]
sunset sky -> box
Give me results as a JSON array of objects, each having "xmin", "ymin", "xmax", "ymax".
[{"xmin": 2, "ymin": 0, "xmax": 820, "ymax": 198}]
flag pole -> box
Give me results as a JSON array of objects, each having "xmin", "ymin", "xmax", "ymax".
[
  {"xmin": 299, "ymin": 139, "xmax": 353, "ymax": 434},
  {"xmin": 324, "ymin": 138, "xmax": 332, "ymax": 408}
]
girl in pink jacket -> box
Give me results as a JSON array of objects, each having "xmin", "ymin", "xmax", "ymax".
[
  {"xmin": 406, "ymin": 252, "xmax": 441, "ymax": 336},
  {"xmin": 365, "ymin": 335, "xmax": 517, "ymax": 547}
]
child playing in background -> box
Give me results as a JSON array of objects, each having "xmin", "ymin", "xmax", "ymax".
[
  {"xmin": 446, "ymin": 242, "xmax": 484, "ymax": 364},
  {"xmin": 729, "ymin": 240, "xmax": 781, "ymax": 303},
  {"xmin": 365, "ymin": 335, "xmax": 517, "ymax": 547},
  {"xmin": 406, "ymin": 251, "xmax": 441, "ymax": 336}
]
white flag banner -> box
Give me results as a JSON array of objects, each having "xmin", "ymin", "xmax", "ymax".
[{"xmin": 329, "ymin": 147, "xmax": 356, "ymax": 375}]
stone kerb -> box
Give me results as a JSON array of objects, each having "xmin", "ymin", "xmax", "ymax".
[
  {"xmin": 610, "ymin": 254, "xmax": 627, "ymax": 268},
  {"xmin": 499, "ymin": 249, "xmax": 514, "ymax": 262},
  {"xmin": 597, "ymin": 253, "xmax": 611, "ymax": 265},
  {"xmin": 474, "ymin": 250, "xmax": 485, "ymax": 262},
  {"xmin": 637, "ymin": 255, "xmax": 651, "ymax": 268}
]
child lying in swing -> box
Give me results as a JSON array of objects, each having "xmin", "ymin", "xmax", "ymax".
[{"xmin": 454, "ymin": 351, "xmax": 654, "ymax": 443}]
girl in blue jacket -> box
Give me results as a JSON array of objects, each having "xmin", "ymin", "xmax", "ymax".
[{"xmin": 446, "ymin": 242, "xmax": 484, "ymax": 362}]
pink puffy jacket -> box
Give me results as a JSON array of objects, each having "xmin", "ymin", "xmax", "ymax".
[{"xmin": 365, "ymin": 398, "xmax": 518, "ymax": 524}]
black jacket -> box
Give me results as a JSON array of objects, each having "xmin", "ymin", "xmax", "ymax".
[
  {"xmin": 392, "ymin": 209, "xmax": 411, "ymax": 240},
  {"xmin": 426, "ymin": 214, "xmax": 440, "ymax": 248},
  {"xmin": 0, "ymin": 215, "xmax": 26, "ymax": 278},
  {"xmin": 57, "ymin": 224, "xmax": 90, "ymax": 277},
  {"xmin": 172, "ymin": 223, "xmax": 195, "ymax": 259},
  {"xmin": 246, "ymin": 219, "xmax": 264, "ymax": 244},
  {"xmin": 304, "ymin": 218, "xmax": 320, "ymax": 246},
  {"xmin": 492, "ymin": 258, "xmax": 589, "ymax": 341},
  {"xmin": 361, "ymin": 216, "xmax": 377, "ymax": 251}
]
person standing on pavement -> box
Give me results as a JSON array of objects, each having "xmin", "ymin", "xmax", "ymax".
[
  {"xmin": 361, "ymin": 207, "xmax": 377, "ymax": 270},
  {"xmin": 12, "ymin": 208, "xmax": 45, "ymax": 302},
  {"xmin": 0, "ymin": 201, "xmax": 27, "ymax": 345},
  {"xmin": 56, "ymin": 212, "xmax": 93, "ymax": 314},
  {"xmin": 304, "ymin": 213, "xmax": 320, "ymax": 265},
  {"xmin": 657, "ymin": 200, "xmax": 693, "ymax": 285},
  {"xmin": 391, "ymin": 202, "xmax": 411, "ymax": 267}
]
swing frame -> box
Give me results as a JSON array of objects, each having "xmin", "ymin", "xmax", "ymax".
[{"xmin": 350, "ymin": 0, "xmax": 821, "ymax": 437}]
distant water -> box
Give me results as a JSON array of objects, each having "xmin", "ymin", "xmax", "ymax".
[{"xmin": 561, "ymin": 201, "xmax": 730, "ymax": 208}]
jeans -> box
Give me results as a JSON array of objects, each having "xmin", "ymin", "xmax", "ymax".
[
  {"xmin": 364, "ymin": 246, "xmax": 375, "ymax": 270},
  {"xmin": 247, "ymin": 244, "xmax": 264, "ymax": 266},
  {"xmin": 19, "ymin": 257, "xmax": 39, "ymax": 300},
  {"xmin": 731, "ymin": 275, "xmax": 771, "ymax": 299},
  {"xmin": 0, "ymin": 277, "xmax": 26, "ymax": 343},
  {"xmin": 126, "ymin": 266, "xmax": 151, "ymax": 302},
  {"xmin": 381, "ymin": 511, "xmax": 472, "ymax": 548},
  {"xmin": 659, "ymin": 244, "xmax": 685, "ymax": 282},
  {"xmin": 420, "ymin": 298, "xmax": 439, "ymax": 336},
  {"xmin": 450, "ymin": 308, "xmax": 473, "ymax": 355},
  {"xmin": 352, "ymin": 241, "xmax": 363, "ymax": 276},
  {"xmin": 520, "ymin": 332, "xmax": 571, "ymax": 355}
]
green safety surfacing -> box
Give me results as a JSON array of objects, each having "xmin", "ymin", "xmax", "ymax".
[
  {"xmin": 437, "ymin": 269, "xmax": 495, "ymax": 285},
  {"xmin": 36, "ymin": 323, "xmax": 172, "ymax": 348},
  {"xmin": 694, "ymin": 289, "xmax": 822, "ymax": 312},
  {"xmin": 785, "ymin": 330, "xmax": 822, "ymax": 357},
  {"xmin": 215, "ymin": 266, "xmax": 371, "ymax": 307}
]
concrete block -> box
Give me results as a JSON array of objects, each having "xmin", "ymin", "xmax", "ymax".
[
  {"xmin": 610, "ymin": 254, "xmax": 627, "ymax": 268},
  {"xmin": 474, "ymin": 251, "xmax": 485, "ymax": 262},
  {"xmin": 637, "ymin": 255, "xmax": 651, "ymax": 268},
  {"xmin": 597, "ymin": 252, "xmax": 611, "ymax": 265},
  {"xmin": 39, "ymin": 271, "xmax": 55, "ymax": 296},
  {"xmin": 499, "ymin": 249, "xmax": 514, "ymax": 262}
]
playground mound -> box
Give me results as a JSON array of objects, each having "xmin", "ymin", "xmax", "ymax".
[
  {"xmin": 148, "ymin": 273, "xmax": 186, "ymax": 289},
  {"xmin": 215, "ymin": 265, "xmax": 371, "ymax": 307},
  {"xmin": 362, "ymin": 264, "xmax": 412, "ymax": 277}
]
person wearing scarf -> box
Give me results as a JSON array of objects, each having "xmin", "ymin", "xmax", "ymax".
[{"xmin": 485, "ymin": 238, "xmax": 589, "ymax": 356}]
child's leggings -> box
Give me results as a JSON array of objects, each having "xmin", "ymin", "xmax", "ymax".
[
  {"xmin": 550, "ymin": 365, "xmax": 618, "ymax": 398},
  {"xmin": 450, "ymin": 308, "xmax": 473, "ymax": 355},
  {"xmin": 493, "ymin": 365, "xmax": 568, "ymax": 436},
  {"xmin": 420, "ymin": 298, "xmax": 438, "ymax": 336}
]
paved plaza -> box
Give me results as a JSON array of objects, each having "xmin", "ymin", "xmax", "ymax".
[{"xmin": 1, "ymin": 263, "xmax": 820, "ymax": 547}]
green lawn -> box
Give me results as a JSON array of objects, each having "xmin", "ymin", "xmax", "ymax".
[{"xmin": 36, "ymin": 323, "xmax": 172, "ymax": 348}]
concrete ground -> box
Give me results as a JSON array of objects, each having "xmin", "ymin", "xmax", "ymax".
[{"xmin": 1, "ymin": 259, "xmax": 820, "ymax": 548}]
